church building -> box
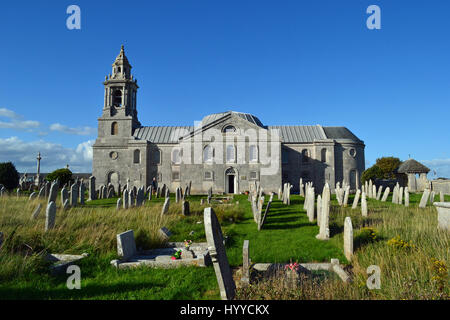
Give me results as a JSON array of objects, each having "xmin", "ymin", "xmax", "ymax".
[{"xmin": 92, "ymin": 46, "xmax": 365, "ymax": 194}]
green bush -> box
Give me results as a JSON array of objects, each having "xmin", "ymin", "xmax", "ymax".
[
  {"xmin": 361, "ymin": 165, "xmax": 383, "ymax": 183},
  {"xmin": 0, "ymin": 162, "xmax": 20, "ymax": 190},
  {"xmin": 45, "ymin": 168, "xmax": 72, "ymax": 186}
]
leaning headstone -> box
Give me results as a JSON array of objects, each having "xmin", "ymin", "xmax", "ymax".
[
  {"xmin": 204, "ymin": 207, "xmax": 236, "ymax": 300},
  {"xmin": 344, "ymin": 217, "xmax": 353, "ymax": 261},
  {"xmin": 361, "ymin": 192, "xmax": 368, "ymax": 217},
  {"xmin": 376, "ymin": 185, "xmax": 383, "ymax": 201},
  {"xmin": 352, "ymin": 189, "xmax": 361, "ymax": 209},
  {"xmin": 45, "ymin": 201, "xmax": 56, "ymax": 231},
  {"xmin": 123, "ymin": 190, "xmax": 129, "ymax": 209},
  {"xmin": 31, "ymin": 203, "xmax": 42, "ymax": 219},
  {"xmin": 38, "ymin": 187, "xmax": 45, "ymax": 199},
  {"xmin": 259, "ymin": 201, "xmax": 272, "ymax": 230},
  {"xmin": 117, "ymin": 230, "xmax": 137, "ymax": 260},
  {"xmin": 241, "ymin": 240, "xmax": 250, "ymax": 285},
  {"xmin": 381, "ymin": 187, "xmax": 390, "ymax": 202},
  {"xmin": 182, "ymin": 200, "xmax": 190, "ymax": 216},
  {"xmin": 28, "ymin": 192, "xmax": 37, "ymax": 201},
  {"xmin": 429, "ymin": 191, "xmax": 436, "ymax": 205},
  {"xmin": 343, "ymin": 186, "xmax": 350, "ymax": 207},
  {"xmin": 63, "ymin": 199, "xmax": 70, "ymax": 211},
  {"xmin": 419, "ymin": 189, "xmax": 430, "ymax": 208},
  {"xmin": 159, "ymin": 227, "xmax": 172, "ymax": 241},
  {"xmin": 117, "ymin": 198, "xmax": 122, "ymax": 210},
  {"xmin": 161, "ymin": 197, "xmax": 170, "ymax": 215}
]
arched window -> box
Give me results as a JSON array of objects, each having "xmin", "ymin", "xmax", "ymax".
[
  {"xmin": 302, "ymin": 149, "xmax": 309, "ymax": 163},
  {"xmin": 154, "ymin": 149, "xmax": 161, "ymax": 164},
  {"xmin": 321, "ymin": 148, "xmax": 327, "ymax": 163},
  {"xmin": 203, "ymin": 145, "xmax": 213, "ymax": 163},
  {"xmin": 249, "ymin": 145, "xmax": 258, "ymax": 162},
  {"xmin": 113, "ymin": 89, "xmax": 122, "ymax": 107},
  {"xmin": 226, "ymin": 145, "xmax": 235, "ymax": 163},
  {"xmin": 223, "ymin": 125, "xmax": 236, "ymax": 133},
  {"xmin": 111, "ymin": 122, "xmax": 118, "ymax": 135},
  {"xmin": 133, "ymin": 149, "xmax": 140, "ymax": 164},
  {"xmin": 172, "ymin": 149, "xmax": 181, "ymax": 164}
]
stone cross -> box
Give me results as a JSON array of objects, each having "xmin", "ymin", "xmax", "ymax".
[
  {"xmin": 344, "ymin": 216, "xmax": 353, "ymax": 261},
  {"xmin": 45, "ymin": 201, "xmax": 56, "ymax": 231},
  {"xmin": 117, "ymin": 230, "xmax": 137, "ymax": 260},
  {"xmin": 241, "ymin": 240, "xmax": 250, "ymax": 285},
  {"xmin": 419, "ymin": 189, "xmax": 430, "ymax": 208},
  {"xmin": 361, "ymin": 192, "xmax": 368, "ymax": 217},
  {"xmin": 204, "ymin": 207, "xmax": 236, "ymax": 300}
]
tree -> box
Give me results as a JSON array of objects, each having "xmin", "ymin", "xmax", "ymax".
[
  {"xmin": 46, "ymin": 168, "xmax": 72, "ymax": 186},
  {"xmin": 361, "ymin": 165, "xmax": 383, "ymax": 183},
  {"xmin": 375, "ymin": 157, "xmax": 402, "ymax": 179},
  {"xmin": 0, "ymin": 162, "xmax": 20, "ymax": 190}
]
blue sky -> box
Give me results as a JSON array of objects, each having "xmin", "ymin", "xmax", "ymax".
[{"xmin": 0, "ymin": 0, "xmax": 449, "ymax": 177}]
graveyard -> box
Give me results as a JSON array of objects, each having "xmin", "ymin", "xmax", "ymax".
[{"xmin": 0, "ymin": 182, "xmax": 448, "ymax": 300}]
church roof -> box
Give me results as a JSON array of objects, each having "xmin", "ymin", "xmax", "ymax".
[
  {"xmin": 133, "ymin": 111, "xmax": 363, "ymax": 144},
  {"xmin": 397, "ymin": 159, "xmax": 430, "ymax": 174}
]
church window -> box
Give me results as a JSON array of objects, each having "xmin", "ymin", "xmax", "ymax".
[
  {"xmin": 111, "ymin": 122, "xmax": 118, "ymax": 135},
  {"xmin": 249, "ymin": 145, "xmax": 258, "ymax": 162},
  {"xmin": 172, "ymin": 148, "xmax": 182, "ymax": 164},
  {"xmin": 349, "ymin": 148, "xmax": 356, "ymax": 158},
  {"xmin": 133, "ymin": 149, "xmax": 140, "ymax": 164},
  {"xmin": 321, "ymin": 148, "xmax": 327, "ymax": 163},
  {"xmin": 223, "ymin": 125, "xmax": 236, "ymax": 133},
  {"xmin": 302, "ymin": 149, "xmax": 310, "ymax": 163},
  {"xmin": 204, "ymin": 171, "xmax": 213, "ymax": 180},
  {"xmin": 113, "ymin": 89, "xmax": 122, "ymax": 107},
  {"xmin": 226, "ymin": 145, "xmax": 235, "ymax": 163},
  {"xmin": 172, "ymin": 171, "xmax": 180, "ymax": 181},
  {"xmin": 154, "ymin": 149, "xmax": 161, "ymax": 164},
  {"xmin": 250, "ymin": 171, "xmax": 258, "ymax": 180},
  {"xmin": 203, "ymin": 145, "xmax": 213, "ymax": 163}
]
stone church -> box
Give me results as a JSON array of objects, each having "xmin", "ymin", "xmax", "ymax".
[{"xmin": 92, "ymin": 46, "xmax": 365, "ymax": 194}]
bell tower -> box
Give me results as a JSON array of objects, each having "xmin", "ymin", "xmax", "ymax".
[{"xmin": 99, "ymin": 45, "xmax": 140, "ymax": 138}]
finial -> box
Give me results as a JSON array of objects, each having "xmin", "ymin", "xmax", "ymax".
[{"xmin": 121, "ymin": 44, "xmax": 124, "ymax": 52}]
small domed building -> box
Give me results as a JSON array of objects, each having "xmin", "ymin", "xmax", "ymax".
[
  {"xmin": 397, "ymin": 159, "xmax": 430, "ymax": 192},
  {"xmin": 92, "ymin": 47, "xmax": 366, "ymax": 194}
]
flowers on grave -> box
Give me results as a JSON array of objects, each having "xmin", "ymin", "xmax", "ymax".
[
  {"xmin": 171, "ymin": 250, "xmax": 182, "ymax": 260},
  {"xmin": 284, "ymin": 262, "xmax": 300, "ymax": 272},
  {"xmin": 184, "ymin": 239, "xmax": 192, "ymax": 249}
]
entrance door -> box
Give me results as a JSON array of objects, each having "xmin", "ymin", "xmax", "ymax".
[{"xmin": 228, "ymin": 175, "xmax": 235, "ymax": 194}]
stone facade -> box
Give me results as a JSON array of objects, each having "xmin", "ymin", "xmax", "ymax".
[{"xmin": 93, "ymin": 47, "xmax": 365, "ymax": 194}]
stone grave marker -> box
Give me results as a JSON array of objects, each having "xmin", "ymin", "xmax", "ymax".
[
  {"xmin": 361, "ymin": 192, "xmax": 368, "ymax": 217},
  {"xmin": 117, "ymin": 230, "xmax": 137, "ymax": 260},
  {"xmin": 419, "ymin": 189, "xmax": 430, "ymax": 208},
  {"xmin": 161, "ymin": 197, "xmax": 170, "ymax": 215},
  {"xmin": 241, "ymin": 240, "xmax": 250, "ymax": 285},
  {"xmin": 45, "ymin": 201, "xmax": 56, "ymax": 231},
  {"xmin": 381, "ymin": 187, "xmax": 390, "ymax": 202},
  {"xmin": 344, "ymin": 217, "xmax": 353, "ymax": 261},
  {"xmin": 352, "ymin": 189, "xmax": 361, "ymax": 209},
  {"xmin": 182, "ymin": 200, "xmax": 190, "ymax": 216},
  {"xmin": 31, "ymin": 203, "xmax": 42, "ymax": 220},
  {"xmin": 159, "ymin": 227, "xmax": 172, "ymax": 241}
]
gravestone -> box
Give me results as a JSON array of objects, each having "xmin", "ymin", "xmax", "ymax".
[
  {"xmin": 63, "ymin": 199, "xmax": 70, "ymax": 211},
  {"xmin": 70, "ymin": 184, "xmax": 78, "ymax": 207},
  {"xmin": 259, "ymin": 201, "xmax": 272, "ymax": 230},
  {"xmin": 129, "ymin": 190, "xmax": 135, "ymax": 208},
  {"xmin": 148, "ymin": 186, "xmax": 153, "ymax": 201},
  {"xmin": 404, "ymin": 187, "xmax": 409, "ymax": 207},
  {"xmin": 440, "ymin": 191, "xmax": 445, "ymax": 203},
  {"xmin": 156, "ymin": 187, "xmax": 161, "ymax": 198},
  {"xmin": 31, "ymin": 203, "xmax": 42, "ymax": 219},
  {"xmin": 159, "ymin": 227, "xmax": 172, "ymax": 241},
  {"xmin": 317, "ymin": 194, "xmax": 322, "ymax": 226},
  {"xmin": 38, "ymin": 187, "xmax": 45, "ymax": 199},
  {"xmin": 434, "ymin": 202, "xmax": 450, "ymax": 231},
  {"xmin": 368, "ymin": 180, "xmax": 373, "ymax": 198},
  {"xmin": 29, "ymin": 192, "xmax": 37, "ymax": 201},
  {"xmin": 182, "ymin": 200, "xmax": 190, "ymax": 216},
  {"xmin": 299, "ymin": 178, "xmax": 304, "ymax": 197},
  {"xmin": 343, "ymin": 186, "xmax": 350, "ymax": 207},
  {"xmin": 136, "ymin": 188, "xmax": 144, "ymax": 207},
  {"xmin": 122, "ymin": 190, "xmax": 128, "ymax": 209},
  {"xmin": 361, "ymin": 192, "xmax": 368, "ymax": 217},
  {"xmin": 61, "ymin": 188, "xmax": 68, "ymax": 207},
  {"xmin": 316, "ymin": 184, "xmax": 330, "ymax": 240},
  {"xmin": 306, "ymin": 187, "xmax": 315, "ymax": 222},
  {"xmin": 79, "ymin": 182, "xmax": 85, "ymax": 205},
  {"xmin": 372, "ymin": 185, "xmax": 377, "ymax": 200},
  {"xmin": 165, "ymin": 187, "xmax": 170, "ymax": 199},
  {"xmin": 117, "ymin": 198, "xmax": 122, "ymax": 210},
  {"xmin": 352, "ymin": 189, "xmax": 361, "ymax": 209},
  {"xmin": 344, "ymin": 217, "xmax": 353, "ymax": 261},
  {"xmin": 175, "ymin": 187, "xmax": 180, "ymax": 203},
  {"xmin": 398, "ymin": 187, "xmax": 404, "ymax": 205},
  {"xmin": 419, "ymin": 189, "xmax": 430, "ymax": 208},
  {"xmin": 45, "ymin": 201, "xmax": 56, "ymax": 231},
  {"xmin": 47, "ymin": 181, "xmax": 58, "ymax": 204},
  {"xmin": 161, "ymin": 197, "xmax": 170, "ymax": 215},
  {"xmin": 429, "ymin": 191, "xmax": 436, "ymax": 205},
  {"xmin": 204, "ymin": 207, "xmax": 236, "ymax": 300},
  {"xmin": 117, "ymin": 230, "xmax": 137, "ymax": 260},
  {"xmin": 381, "ymin": 187, "xmax": 390, "ymax": 202},
  {"xmin": 241, "ymin": 240, "xmax": 250, "ymax": 285},
  {"xmin": 376, "ymin": 185, "xmax": 383, "ymax": 201}
]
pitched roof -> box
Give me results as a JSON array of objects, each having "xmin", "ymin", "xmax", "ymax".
[
  {"xmin": 201, "ymin": 111, "xmax": 264, "ymax": 128},
  {"xmin": 397, "ymin": 159, "xmax": 430, "ymax": 174},
  {"xmin": 268, "ymin": 125, "xmax": 326, "ymax": 143}
]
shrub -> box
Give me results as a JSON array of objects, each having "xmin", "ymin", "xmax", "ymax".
[
  {"xmin": 0, "ymin": 162, "xmax": 20, "ymax": 190},
  {"xmin": 387, "ymin": 235, "xmax": 416, "ymax": 250},
  {"xmin": 355, "ymin": 227, "xmax": 378, "ymax": 244},
  {"xmin": 361, "ymin": 165, "xmax": 383, "ymax": 183},
  {"xmin": 45, "ymin": 168, "xmax": 72, "ymax": 186}
]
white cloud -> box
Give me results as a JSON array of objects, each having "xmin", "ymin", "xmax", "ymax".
[
  {"xmin": 49, "ymin": 123, "xmax": 96, "ymax": 136},
  {"xmin": 0, "ymin": 136, "xmax": 94, "ymax": 173},
  {"xmin": 421, "ymin": 159, "xmax": 450, "ymax": 179},
  {"xmin": 0, "ymin": 107, "xmax": 40, "ymax": 130}
]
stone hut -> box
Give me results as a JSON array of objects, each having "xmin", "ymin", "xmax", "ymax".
[{"xmin": 397, "ymin": 159, "xmax": 430, "ymax": 192}]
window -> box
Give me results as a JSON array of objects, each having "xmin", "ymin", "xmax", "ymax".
[
  {"xmin": 249, "ymin": 171, "xmax": 258, "ymax": 180},
  {"xmin": 204, "ymin": 171, "xmax": 214, "ymax": 180},
  {"xmin": 302, "ymin": 149, "xmax": 309, "ymax": 163},
  {"xmin": 154, "ymin": 149, "xmax": 161, "ymax": 164},
  {"xmin": 203, "ymin": 145, "xmax": 213, "ymax": 163},
  {"xmin": 249, "ymin": 145, "xmax": 258, "ymax": 162},
  {"xmin": 133, "ymin": 149, "xmax": 140, "ymax": 164},
  {"xmin": 349, "ymin": 148, "xmax": 356, "ymax": 158},
  {"xmin": 109, "ymin": 151, "xmax": 118, "ymax": 160},
  {"xmin": 172, "ymin": 171, "xmax": 180, "ymax": 181},
  {"xmin": 321, "ymin": 148, "xmax": 327, "ymax": 163},
  {"xmin": 226, "ymin": 145, "xmax": 235, "ymax": 163},
  {"xmin": 113, "ymin": 89, "xmax": 122, "ymax": 107},
  {"xmin": 172, "ymin": 148, "xmax": 181, "ymax": 164},
  {"xmin": 111, "ymin": 122, "xmax": 118, "ymax": 135},
  {"xmin": 282, "ymin": 148, "xmax": 289, "ymax": 164},
  {"xmin": 223, "ymin": 125, "xmax": 236, "ymax": 133}
]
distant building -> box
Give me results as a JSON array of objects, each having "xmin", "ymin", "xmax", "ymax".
[{"xmin": 92, "ymin": 46, "xmax": 365, "ymax": 194}]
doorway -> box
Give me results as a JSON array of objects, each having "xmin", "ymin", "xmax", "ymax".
[
  {"xmin": 228, "ymin": 175, "xmax": 235, "ymax": 194},
  {"xmin": 225, "ymin": 167, "xmax": 237, "ymax": 194}
]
